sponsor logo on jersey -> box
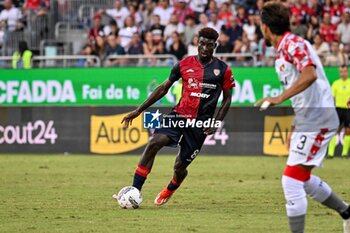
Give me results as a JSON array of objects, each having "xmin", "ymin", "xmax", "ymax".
[
  {"xmin": 200, "ymin": 83, "xmax": 217, "ymax": 89},
  {"xmin": 185, "ymin": 69, "xmax": 194, "ymax": 73},
  {"xmin": 190, "ymin": 92, "xmax": 210, "ymax": 98},
  {"xmin": 213, "ymin": 69, "xmax": 220, "ymax": 76},
  {"xmin": 188, "ymin": 78, "xmax": 199, "ymax": 89}
]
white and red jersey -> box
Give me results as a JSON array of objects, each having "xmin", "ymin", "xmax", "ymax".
[{"xmin": 275, "ymin": 32, "xmax": 339, "ymax": 131}]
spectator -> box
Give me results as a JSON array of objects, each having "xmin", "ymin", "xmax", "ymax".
[
  {"xmin": 168, "ymin": 31, "xmax": 187, "ymax": 60},
  {"xmin": 290, "ymin": 13, "xmax": 307, "ymax": 38},
  {"xmin": 206, "ymin": 0, "xmax": 218, "ymax": 20},
  {"xmin": 307, "ymin": 0, "xmax": 323, "ymax": 18},
  {"xmin": 99, "ymin": 0, "xmax": 129, "ymax": 29},
  {"xmin": 128, "ymin": 4, "xmax": 142, "ymax": 28},
  {"xmin": 330, "ymin": 0, "xmax": 344, "ymax": 24},
  {"xmin": 87, "ymin": 14, "xmax": 105, "ymax": 56},
  {"xmin": 24, "ymin": 0, "xmax": 41, "ymax": 9},
  {"xmin": 254, "ymin": 0, "xmax": 264, "ymax": 15},
  {"xmin": 345, "ymin": 0, "xmax": 350, "ymax": 12},
  {"xmin": 337, "ymin": 12, "xmax": 350, "ymax": 51},
  {"xmin": 12, "ymin": 41, "xmax": 32, "ymax": 69},
  {"xmin": 149, "ymin": 14, "xmax": 165, "ymax": 45},
  {"xmin": 236, "ymin": 5, "xmax": 247, "ymax": 25},
  {"xmin": 312, "ymin": 33, "xmax": 330, "ymax": 62},
  {"xmin": 290, "ymin": 0, "xmax": 308, "ymax": 25},
  {"xmin": 0, "ymin": 0, "xmax": 23, "ymax": 32},
  {"xmin": 243, "ymin": 9, "xmax": 256, "ymax": 42},
  {"xmin": 143, "ymin": 31, "xmax": 164, "ymax": 64},
  {"xmin": 104, "ymin": 34, "xmax": 126, "ymax": 66},
  {"xmin": 208, "ymin": 12, "xmax": 224, "ymax": 33},
  {"xmin": 323, "ymin": 0, "xmax": 332, "ymax": 14},
  {"xmin": 218, "ymin": 2, "xmax": 232, "ymax": 26},
  {"xmin": 187, "ymin": 34, "xmax": 198, "ymax": 56},
  {"xmin": 173, "ymin": 0, "xmax": 195, "ymax": 24},
  {"xmin": 153, "ymin": 0, "xmax": 173, "ymax": 26},
  {"xmin": 76, "ymin": 44, "xmax": 97, "ymax": 67},
  {"xmin": 324, "ymin": 41, "xmax": 348, "ymax": 66},
  {"xmin": 221, "ymin": 16, "xmax": 243, "ymax": 45},
  {"xmin": 189, "ymin": 0, "xmax": 208, "ymax": 20},
  {"xmin": 254, "ymin": 12, "xmax": 263, "ymax": 41},
  {"xmin": 118, "ymin": 16, "xmax": 138, "ymax": 51},
  {"xmin": 184, "ymin": 15, "xmax": 196, "ymax": 45},
  {"xmin": 143, "ymin": 31, "xmax": 164, "ymax": 55},
  {"xmin": 233, "ymin": 34, "xmax": 251, "ymax": 63},
  {"xmin": 320, "ymin": 12, "xmax": 338, "ymax": 43},
  {"xmin": 103, "ymin": 19, "xmax": 119, "ymax": 37},
  {"xmin": 23, "ymin": 0, "xmax": 49, "ymax": 16},
  {"xmin": 142, "ymin": 0, "xmax": 155, "ymax": 31},
  {"xmin": 216, "ymin": 31, "xmax": 233, "ymax": 61},
  {"xmin": 128, "ymin": 32, "xmax": 143, "ymax": 55},
  {"xmin": 306, "ymin": 15, "xmax": 320, "ymax": 42},
  {"xmin": 163, "ymin": 14, "xmax": 184, "ymax": 49},
  {"xmin": 195, "ymin": 13, "xmax": 209, "ymax": 34}
]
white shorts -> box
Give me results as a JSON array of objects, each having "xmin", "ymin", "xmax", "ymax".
[{"xmin": 287, "ymin": 128, "xmax": 336, "ymax": 167}]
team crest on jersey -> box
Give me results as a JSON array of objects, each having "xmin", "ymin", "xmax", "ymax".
[
  {"xmin": 188, "ymin": 78, "xmax": 199, "ymax": 89},
  {"xmin": 213, "ymin": 69, "xmax": 220, "ymax": 76},
  {"xmin": 280, "ymin": 64, "xmax": 286, "ymax": 71}
]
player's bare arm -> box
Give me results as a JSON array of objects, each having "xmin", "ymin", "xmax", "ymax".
[
  {"xmin": 121, "ymin": 79, "xmax": 174, "ymax": 128},
  {"xmin": 256, "ymin": 66, "xmax": 317, "ymax": 110},
  {"xmin": 203, "ymin": 89, "xmax": 232, "ymax": 135}
]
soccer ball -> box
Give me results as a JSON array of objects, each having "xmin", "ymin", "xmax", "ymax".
[{"xmin": 116, "ymin": 186, "xmax": 142, "ymax": 209}]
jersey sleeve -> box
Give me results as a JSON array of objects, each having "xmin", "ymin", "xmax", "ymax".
[
  {"xmin": 223, "ymin": 66, "xmax": 235, "ymax": 90},
  {"xmin": 286, "ymin": 40, "xmax": 316, "ymax": 72},
  {"xmin": 168, "ymin": 62, "xmax": 181, "ymax": 82}
]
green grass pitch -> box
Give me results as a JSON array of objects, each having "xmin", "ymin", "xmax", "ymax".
[{"xmin": 0, "ymin": 155, "xmax": 349, "ymax": 233}]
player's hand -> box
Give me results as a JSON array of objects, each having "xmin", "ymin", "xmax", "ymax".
[
  {"xmin": 347, "ymin": 98, "xmax": 350, "ymax": 109},
  {"xmin": 121, "ymin": 110, "xmax": 141, "ymax": 129},
  {"xmin": 255, "ymin": 96, "xmax": 283, "ymax": 111},
  {"xmin": 203, "ymin": 127, "xmax": 216, "ymax": 135}
]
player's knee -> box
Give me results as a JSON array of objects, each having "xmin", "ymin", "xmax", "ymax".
[
  {"xmin": 282, "ymin": 175, "xmax": 308, "ymax": 217},
  {"xmin": 147, "ymin": 136, "xmax": 165, "ymax": 152},
  {"xmin": 304, "ymin": 175, "xmax": 332, "ymax": 202},
  {"xmin": 282, "ymin": 175, "xmax": 307, "ymax": 200}
]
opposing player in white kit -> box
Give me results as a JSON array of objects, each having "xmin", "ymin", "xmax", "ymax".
[{"xmin": 256, "ymin": 2, "xmax": 350, "ymax": 233}]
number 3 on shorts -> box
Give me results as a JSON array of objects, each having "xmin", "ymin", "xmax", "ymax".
[{"xmin": 296, "ymin": 135, "xmax": 307, "ymax": 150}]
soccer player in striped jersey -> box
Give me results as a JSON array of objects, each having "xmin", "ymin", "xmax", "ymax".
[{"xmin": 256, "ymin": 2, "xmax": 350, "ymax": 233}]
